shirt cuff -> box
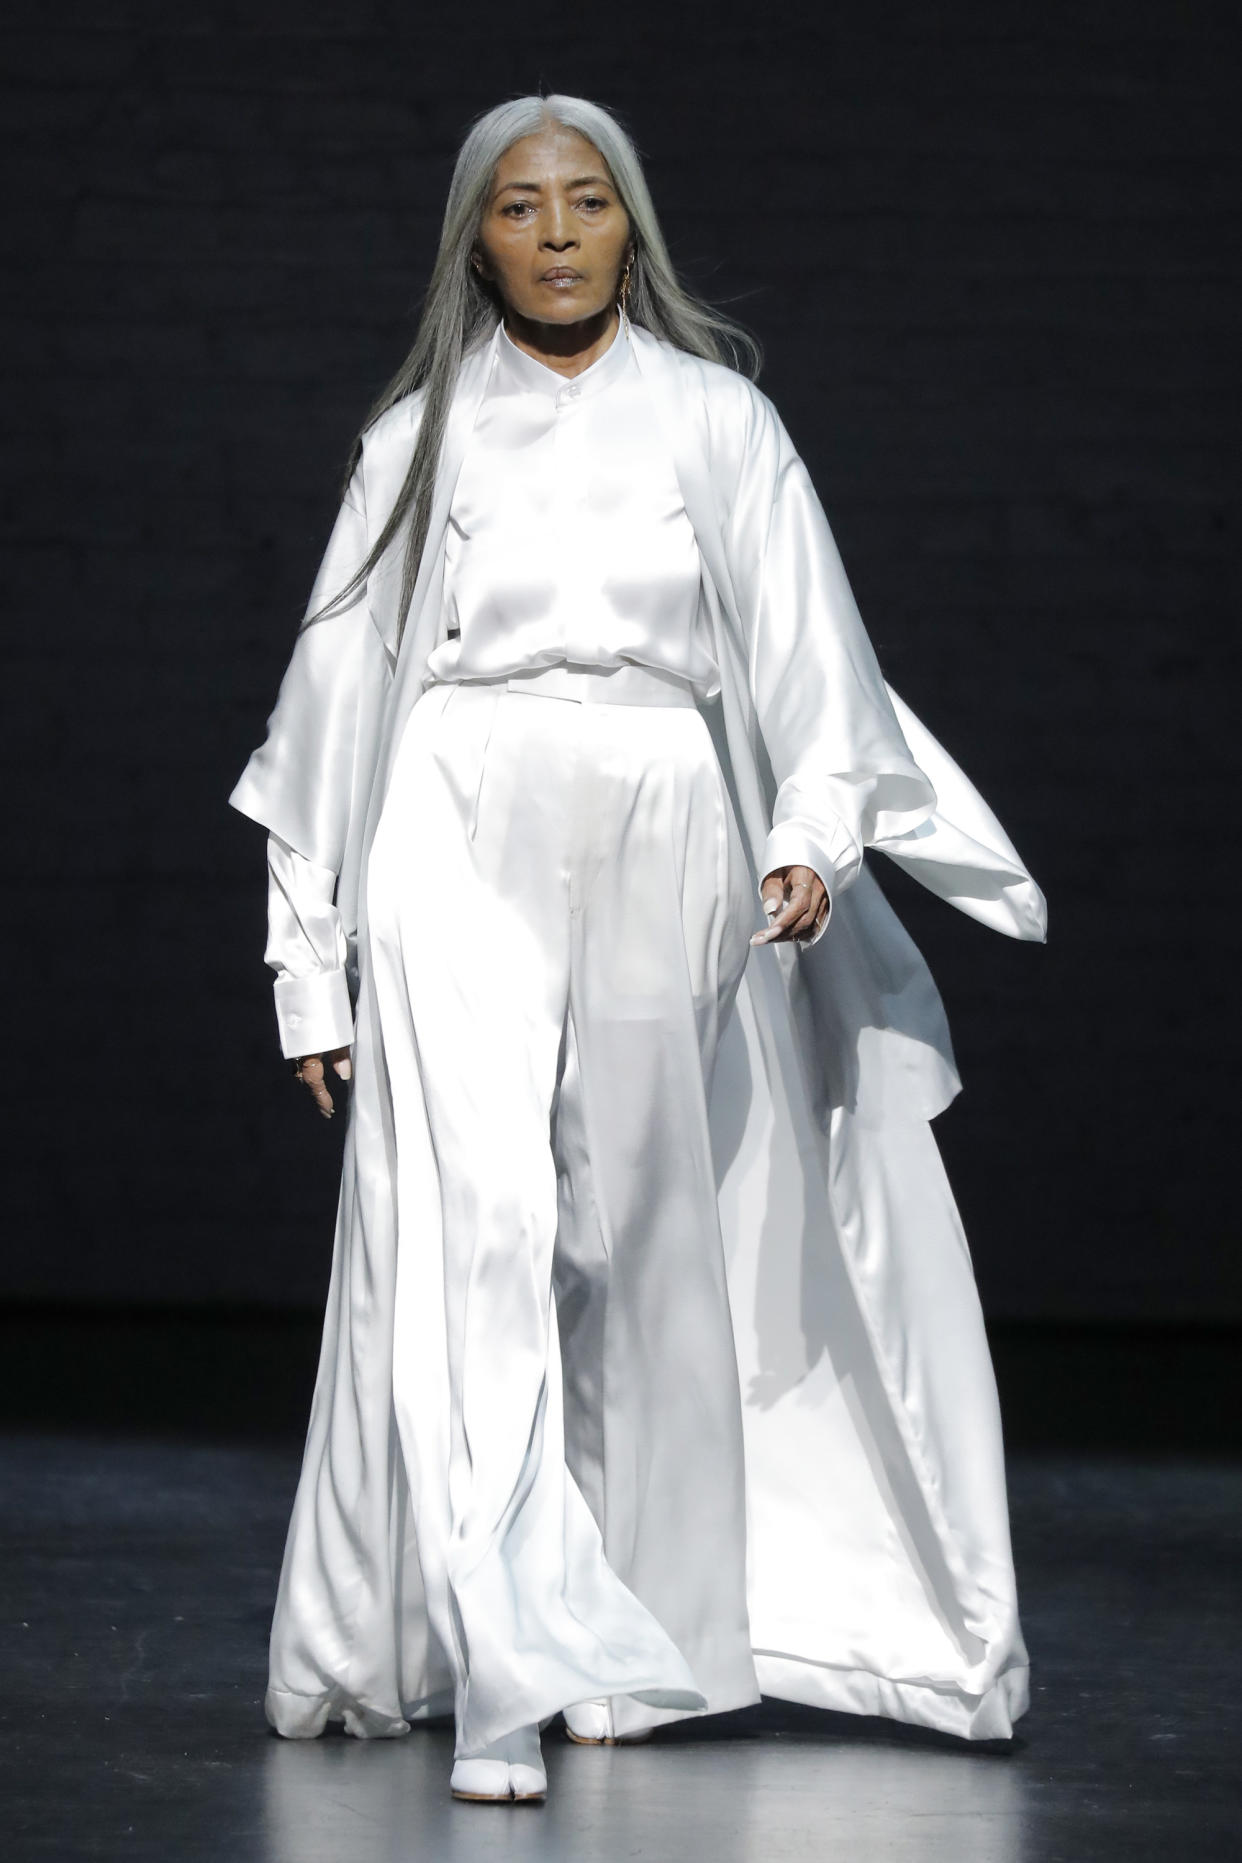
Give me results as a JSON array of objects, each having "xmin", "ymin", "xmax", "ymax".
[
  {"xmin": 273, "ymin": 969, "xmax": 355, "ymax": 1060},
  {"xmin": 759, "ymin": 825, "xmax": 835, "ymax": 949}
]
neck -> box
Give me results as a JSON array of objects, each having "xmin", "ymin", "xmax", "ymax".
[{"xmin": 500, "ymin": 306, "xmax": 620, "ymax": 379}]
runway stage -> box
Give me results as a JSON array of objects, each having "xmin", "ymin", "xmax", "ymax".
[{"xmin": 3, "ymin": 1318, "xmax": 1237, "ymax": 1861}]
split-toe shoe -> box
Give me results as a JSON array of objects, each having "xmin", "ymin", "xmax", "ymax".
[{"xmin": 449, "ymin": 1722, "xmax": 547, "ymax": 1802}]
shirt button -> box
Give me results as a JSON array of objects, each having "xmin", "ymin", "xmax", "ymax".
[{"xmin": 562, "ymin": 382, "xmax": 581, "ymax": 402}]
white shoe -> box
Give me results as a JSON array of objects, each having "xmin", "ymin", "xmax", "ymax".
[
  {"xmin": 450, "ymin": 1722, "xmax": 547, "ymax": 1802},
  {"xmin": 563, "ymin": 1698, "xmax": 653, "ymax": 1746}
]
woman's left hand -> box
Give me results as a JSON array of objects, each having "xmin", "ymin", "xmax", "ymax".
[{"xmin": 751, "ymin": 865, "xmax": 829, "ymax": 946}]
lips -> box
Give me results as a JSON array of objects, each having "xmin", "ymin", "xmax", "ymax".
[{"xmin": 541, "ymin": 268, "xmax": 581, "ymax": 282}]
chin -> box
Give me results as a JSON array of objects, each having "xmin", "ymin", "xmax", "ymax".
[{"xmin": 524, "ymin": 293, "xmax": 608, "ymax": 323}]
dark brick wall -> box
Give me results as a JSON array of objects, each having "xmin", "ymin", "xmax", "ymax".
[{"xmin": 4, "ymin": 2, "xmax": 1236, "ymax": 1317}]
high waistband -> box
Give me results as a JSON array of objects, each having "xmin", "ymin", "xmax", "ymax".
[{"xmin": 441, "ymin": 662, "xmax": 700, "ymax": 709}]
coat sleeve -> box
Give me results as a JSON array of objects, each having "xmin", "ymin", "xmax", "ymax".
[
  {"xmin": 228, "ymin": 464, "xmax": 382, "ymax": 876},
  {"xmin": 722, "ymin": 386, "xmax": 937, "ymax": 944},
  {"xmin": 265, "ymin": 831, "xmax": 355, "ymax": 1059},
  {"xmin": 229, "ymin": 457, "xmax": 394, "ymax": 1050}
]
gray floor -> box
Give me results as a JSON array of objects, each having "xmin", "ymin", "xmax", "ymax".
[{"xmin": 3, "ymin": 1432, "xmax": 1239, "ymax": 1862}]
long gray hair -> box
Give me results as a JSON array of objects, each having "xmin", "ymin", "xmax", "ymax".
[{"xmin": 313, "ymin": 93, "xmax": 760, "ymax": 646}]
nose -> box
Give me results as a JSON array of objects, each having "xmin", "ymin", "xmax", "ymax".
[{"xmin": 541, "ymin": 197, "xmax": 578, "ymax": 251}]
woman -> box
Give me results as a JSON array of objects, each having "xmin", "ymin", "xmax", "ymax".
[{"xmin": 230, "ymin": 95, "xmax": 1047, "ymax": 1804}]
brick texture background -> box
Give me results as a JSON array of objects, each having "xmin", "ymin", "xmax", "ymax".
[{"xmin": 3, "ymin": 1, "xmax": 1236, "ymax": 1317}]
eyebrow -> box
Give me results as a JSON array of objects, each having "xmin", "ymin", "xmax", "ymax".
[{"xmin": 495, "ymin": 174, "xmax": 613, "ymax": 195}]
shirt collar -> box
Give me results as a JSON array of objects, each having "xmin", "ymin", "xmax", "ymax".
[{"xmin": 490, "ymin": 315, "xmax": 632, "ymax": 404}]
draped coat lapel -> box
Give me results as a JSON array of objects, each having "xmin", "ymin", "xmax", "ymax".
[{"xmin": 229, "ymin": 325, "xmax": 1045, "ymax": 1744}]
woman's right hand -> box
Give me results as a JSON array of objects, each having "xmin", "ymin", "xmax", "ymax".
[{"xmin": 293, "ymin": 1048, "xmax": 353, "ymax": 1119}]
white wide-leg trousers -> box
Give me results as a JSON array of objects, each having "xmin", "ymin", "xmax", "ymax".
[{"xmin": 366, "ymin": 666, "xmax": 760, "ymax": 1756}]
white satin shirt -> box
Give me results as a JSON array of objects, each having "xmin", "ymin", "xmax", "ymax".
[{"xmin": 425, "ymin": 317, "xmax": 718, "ymax": 699}]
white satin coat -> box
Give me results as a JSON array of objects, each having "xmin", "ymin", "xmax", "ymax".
[{"xmin": 229, "ymin": 322, "xmax": 1047, "ymax": 1744}]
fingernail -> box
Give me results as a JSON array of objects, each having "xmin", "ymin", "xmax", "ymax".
[{"xmin": 338, "ymin": 1060, "xmax": 352, "ymax": 1080}]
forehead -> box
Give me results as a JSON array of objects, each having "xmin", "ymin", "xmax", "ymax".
[{"xmin": 490, "ymin": 124, "xmax": 612, "ymax": 190}]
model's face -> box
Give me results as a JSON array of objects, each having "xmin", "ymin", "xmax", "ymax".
[{"xmin": 474, "ymin": 125, "xmax": 633, "ymax": 329}]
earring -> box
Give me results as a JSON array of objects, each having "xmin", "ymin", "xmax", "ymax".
[{"xmin": 618, "ymin": 256, "xmax": 633, "ymax": 331}]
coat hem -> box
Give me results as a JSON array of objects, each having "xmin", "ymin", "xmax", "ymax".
[
  {"xmin": 753, "ymin": 1650, "xmax": 1030, "ymax": 1742},
  {"xmin": 265, "ymin": 1683, "xmax": 411, "ymax": 1741},
  {"xmin": 268, "ymin": 1656, "xmax": 1027, "ymax": 1745}
]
